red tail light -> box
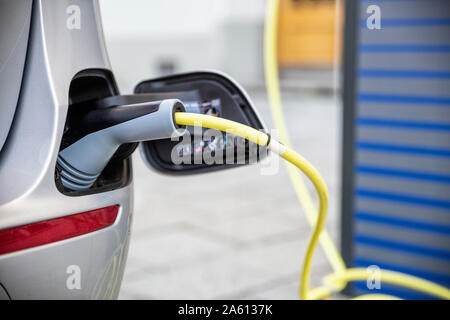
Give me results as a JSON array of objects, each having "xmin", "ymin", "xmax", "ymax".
[{"xmin": 0, "ymin": 205, "xmax": 119, "ymax": 255}]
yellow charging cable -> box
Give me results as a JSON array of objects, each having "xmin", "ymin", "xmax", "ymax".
[
  {"xmin": 263, "ymin": 0, "xmax": 450, "ymax": 300},
  {"xmin": 174, "ymin": 111, "xmax": 450, "ymax": 300},
  {"xmin": 174, "ymin": 115, "xmax": 329, "ymax": 299},
  {"xmin": 263, "ymin": 0, "xmax": 347, "ymax": 299},
  {"xmin": 174, "ymin": 114, "xmax": 329, "ymax": 299},
  {"xmin": 175, "ymin": 111, "xmax": 450, "ymax": 300}
]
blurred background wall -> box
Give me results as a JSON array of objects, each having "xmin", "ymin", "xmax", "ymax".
[
  {"xmin": 99, "ymin": 0, "xmax": 341, "ymax": 92},
  {"xmin": 99, "ymin": 0, "xmax": 266, "ymax": 91}
]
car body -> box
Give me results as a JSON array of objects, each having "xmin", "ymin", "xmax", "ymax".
[{"xmin": 0, "ymin": 0, "xmax": 132, "ymax": 299}]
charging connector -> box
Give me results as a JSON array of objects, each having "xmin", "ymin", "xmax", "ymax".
[{"xmin": 57, "ymin": 99, "xmax": 186, "ymax": 191}]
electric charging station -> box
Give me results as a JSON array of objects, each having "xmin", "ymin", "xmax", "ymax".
[{"xmin": 341, "ymin": 0, "xmax": 450, "ymax": 299}]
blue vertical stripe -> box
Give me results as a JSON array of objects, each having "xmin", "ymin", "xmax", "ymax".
[
  {"xmin": 356, "ymin": 188, "xmax": 450, "ymax": 209},
  {"xmin": 355, "ymin": 211, "xmax": 450, "ymax": 235},
  {"xmin": 359, "ymin": 69, "xmax": 450, "ymax": 79},
  {"xmin": 353, "ymin": 282, "xmax": 438, "ymax": 300},
  {"xmin": 358, "ymin": 93, "xmax": 450, "ymax": 105},
  {"xmin": 354, "ymin": 257, "xmax": 450, "ymax": 285},
  {"xmin": 357, "ymin": 141, "xmax": 450, "ymax": 158},
  {"xmin": 359, "ymin": 44, "xmax": 450, "ymax": 53},
  {"xmin": 356, "ymin": 165, "xmax": 450, "ymax": 183},
  {"xmin": 359, "ymin": 17, "xmax": 450, "ymax": 28},
  {"xmin": 355, "ymin": 234, "xmax": 450, "ymax": 260},
  {"xmin": 357, "ymin": 117, "xmax": 450, "ymax": 131}
]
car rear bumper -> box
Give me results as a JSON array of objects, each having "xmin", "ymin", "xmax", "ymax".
[{"xmin": 0, "ymin": 186, "xmax": 133, "ymax": 300}]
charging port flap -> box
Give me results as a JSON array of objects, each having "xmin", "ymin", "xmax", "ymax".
[{"xmin": 135, "ymin": 71, "xmax": 268, "ymax": 175}]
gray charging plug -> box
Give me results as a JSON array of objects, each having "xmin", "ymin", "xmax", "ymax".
[{"xmin": 57, "ymin": 99, "xmax": 186, "ymax": 191}]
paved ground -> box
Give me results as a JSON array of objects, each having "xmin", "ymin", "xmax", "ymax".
[{"xmin": 119, "ymin": 89, "xmax": 342, "ymax": 299}]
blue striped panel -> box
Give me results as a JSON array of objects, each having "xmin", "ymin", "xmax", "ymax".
[
  {"xmin": 361, "ymin": 0, "xmax": 428, "ymax": 1},
  {"xmin": 359, "ymin": 44, "xmax": 450, "ymax": 53},
  {"xmin": 354, "ymin": 258, "xmax": 450, "ymax": 299},
  {"xmin": 355, "ymin": 188, "xmax": 450, "ymax": 209},
  {"xmin": 358, "ymin": 93, "xmax": 450, "ymax": 105},
  {"xmin": 360, "ymin": 17, "xmax": 450, "ymax": 28},
  {"xmin": 355, "ymin": 234, "xmax": 450, "ymax": 260},
  {"xmin": 354, "ymin": 257, "xmax": 450, "ymax": 285},
  {"xmin": 353, "ymin": 282, "xmax": 438, "ymax": 300},
  {"xmin": 360, "ymin": 0, "xmax": 435, "ymax": 2},
  {"xmin": 353, "ymin": 0, "xmax": 450, "ymax": 299},
  {"xmin": 357, "ymin": 141, "xmax": 450, "ymax": 158},
  {"xmin": 358, "ymin": 69, "xmax": 450, "ymax": 79},
  {"xmin": 356, "ymin": 211, "xmax": 450, "ymax": 235},
  {"xmin": 357, "ymin": 117, "xmax": 450, "ymax": 131},
  {"xmin": 356, "ymin": 165, "xmax": 450, "ymax": 184},
  {"xmin": 360, "ymin": 0, "xmax": 441, "ymax": 2}
]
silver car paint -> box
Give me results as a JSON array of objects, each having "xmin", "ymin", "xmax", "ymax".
[
  {"xmin": 0, "ymin": 0, "xmax": 32, "ymax": 153},
  {"xmin": 0, "ymin": 0, "xmax": 132, "ymax": 299}
]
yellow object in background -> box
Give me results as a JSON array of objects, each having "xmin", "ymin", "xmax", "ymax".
[{"xmin": 277, "ymin": 0, "xmax": 342, "ymax": 68}]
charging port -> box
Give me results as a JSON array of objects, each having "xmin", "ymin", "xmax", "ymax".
[{"xmin": 56, "ymin": 69, "xmax": 133, "ymax": 196}]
